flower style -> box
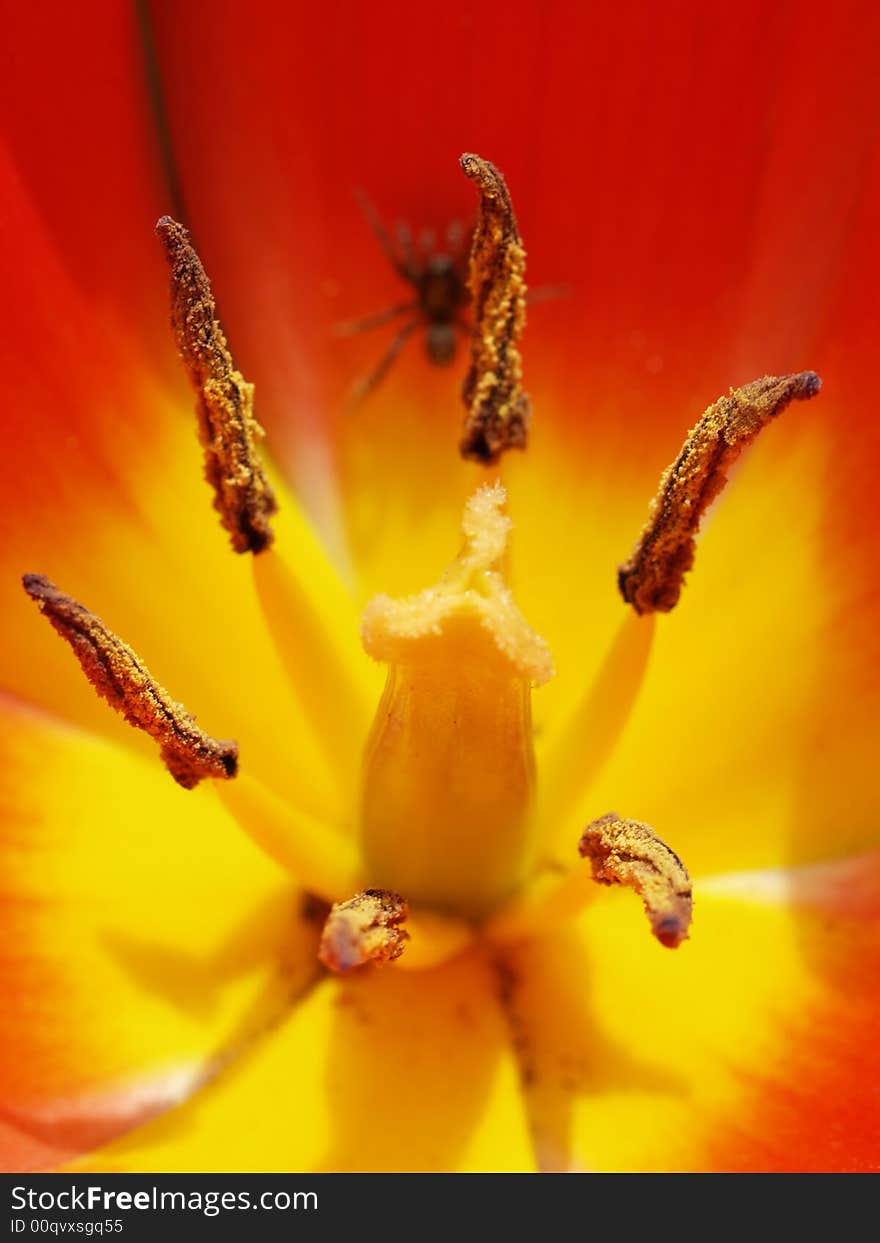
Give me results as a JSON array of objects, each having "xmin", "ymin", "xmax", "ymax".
[{"xmin": 1, "ymin": 0, "xmax": 879, "ymax": 1174}]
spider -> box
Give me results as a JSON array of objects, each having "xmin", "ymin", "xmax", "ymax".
[
  {"xmin": 336, "ymin": 189, "xmax": 472, "ymax": 403},
  {"xmin": 337, "ymin": 190, "xmax": 569, "ymax": 403}
]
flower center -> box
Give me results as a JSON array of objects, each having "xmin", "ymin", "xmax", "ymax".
[
  {"xmin": 359, "ymin": 483, "xmax": 553, "ymax": 918},
  {"xmin": 19, "ymin": 152, "xmax": 824, "ymax": 976}
]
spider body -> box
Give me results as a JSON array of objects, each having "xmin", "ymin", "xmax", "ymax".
[
  {"xmin": 338, "ymin": 192, "xmax": 471, "ymax": 401},
  {"xmin": 417, "ymin": 254, "xmax": 468, "ymax": 364},
  {"xmin": 339, "ymin": 189, "xmax": 566, "ymax": 404}
]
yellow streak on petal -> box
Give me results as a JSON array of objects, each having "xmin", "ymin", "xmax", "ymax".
[
  {"xmin": 395, "ymin": 908, "xmax": 474, "ymax": 970},
  {"xmin": 487, "ymin": 862, "xmax": 598, "ymax": 944},
  {"xmin": 252, "ymin": 486, "xmax": 382, "ymax": 809},
  {"xmin": 217, "ymin": 773, "xmax": 359, "ymax": 902},
  {"xmin": 538, "ymin": 612, "xmax": 655, "ymax": 838}
]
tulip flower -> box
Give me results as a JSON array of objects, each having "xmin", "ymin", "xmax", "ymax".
[{"xmin": 1, "ymin": 0, "xmax": 878, "ymax": 1174}]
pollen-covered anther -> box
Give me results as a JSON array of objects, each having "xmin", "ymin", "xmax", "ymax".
[
  {"xmin": 458, "ymin": 153, "xmax": 531, "ymax": 465},
  {"xmin": 579, "ymin": 812, "xmax": 693, "ymax": 948},
  {"xmin": 156, "ymin": 216, "xmax": 277, "ymax": 555},
  {"xmin": 22, "ymin": 574, "xmax": 238, "ymax": 790},
  {"xmin": 318, "ymin": 889, "xmax": 410, "ymax": 974},
  {"xmin": 618, "ymin": 370, "xmax": 822, "ymax": 614}
]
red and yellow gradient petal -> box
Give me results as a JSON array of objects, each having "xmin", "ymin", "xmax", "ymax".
[
  {"xmin": 529, "ymin": 144, "xmax": 880, "ymax": 871},
  {"xmin": 0, "ymin": 0, "xmax": 173, "ymax": 368},
  {"xmin": 1, "ymin": 7, "xmax": 372, "ymax": 817},
  {"xmin": 515, "ymin": 79, "xmax": 880, "ymax": 871},
  {"xmin": 143, "ymin": 1, "xmax": 880, "ymax": 585},
  {"xmin": 0, "ymin": 696, "xmax": 319, "ymax": 1172},
  {"xmin": 138, "ymin": 6, "xmax": 880, "ymax": 881},
  {"xmin": 69, "ymin": 950, "xmax": 535, "ymax": 1173},
  {"xmin": 535, "ymin": 393, "xmax": 880, "ymax": 876},
  {"xmin": 0, "ymin": 0, "xmax": 876, "ymax": 1179},
  {"xmin": 0, "ymin": 148, "xmax": 374, "ymax": 822},
  {"xmin": 504, "ymin": 851, "xmax": 880, "ymax": 1172},
  {"xmin": 704, "ymin": 854, "xmax": 880, "ymax": 1172}
]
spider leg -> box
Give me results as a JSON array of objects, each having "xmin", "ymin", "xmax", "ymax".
[
  {"xmin": 418, "ymin": 227, "xmax": 438, "ymax": 259},
  {"xmin": 348, "ymin": 317, "xmax": 420, "ymax": 407},
  {"xmin": 446, "ymin": 218, "xmax": 466, "ymax": 254},
  {"xmin": 395, "ymin": 221, "xmax": 418, "ymax": 274},
  {"xmin": 525, "ymin": 282, "xmax": 573, "ymax": 305},
  {"xmin": 334, "ymin": 301, "xmax": 418, "ymax": 336},
  {"xmin": 452, "ymin": 218, "xmax": 476, "ymax": 283},
  {"xmin": 354, "ymin": 188, "xmax": 418, "ymax": 282}
]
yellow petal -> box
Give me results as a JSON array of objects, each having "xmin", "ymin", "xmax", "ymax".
[
  {"xmin": 502, "ymin": 849, "xmax": 880, "ymax": 1172},
  {"xmin": 218, "ymin": 772, "xmax": 359, "ymax": 899},
  {"xmin": 3, "ymin": 362, "xmax": 342, "ymax": 823},
  {"xmin": 542, "ymin": 421, "xmax": 880, "ymax": 873},
  {"xmin": 337, "ymin": 361, "xmax": 483, "ymax": 604},
  {"xmin": 251, "ymin": 489, "xmax": 383, "ymax": 806},
  {"xmin": 0, "ymin": 697, "xmax": 318, "ymax": 1165},
  {"xmin": 70, "ymin": 949, "xmax": 536, "ymax": 1173}
]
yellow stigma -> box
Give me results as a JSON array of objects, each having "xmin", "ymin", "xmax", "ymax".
[{"xmin": 359, "ymin": 483, "xmax": 553, "ymax": 918}]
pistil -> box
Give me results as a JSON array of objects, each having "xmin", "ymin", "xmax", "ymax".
[{"xmin": 359, "ymin": 484, "xmax": 553, "ymax": 918}]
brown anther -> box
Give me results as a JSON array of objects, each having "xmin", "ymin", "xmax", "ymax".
[
  {"xmin": 618, "ymin": 371, "xmax": 822, "ymax": 614},
  {"xmin": 579, "ymin": 812, "xmax": 693, "ymax": 948},
  {"xmin": 22, "ymin": 574, "xmax": 238, "ymax": 789},
  {"xmin": 318, "ymin": 888, "xmax": 409, "ymax": 974},
  {"xmin": 458, "ymin": 154, "xmax": 531, "ymax": 464},
  {"xmin": 156, "ymin": 216, "xmax": 277, "ymax": 554}
]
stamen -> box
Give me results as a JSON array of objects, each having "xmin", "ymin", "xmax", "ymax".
[
  {"xmin": 487, "ymin": 860, "xmax": 597, "ymax": 944},
  {"xmin": 156, "ymin": 216, "xmax": 277, "ymax": 554},
  {"xmin": 22, "ymin": 574, "xmax": 237, "ymax": 789},
  {"xmin": 217, "ymin": 772, "xmax": 360, "ymax": 901},
  {"xmin": 579, "ymin": 812, "xmax": 693, "ymax": 948},
  {"xmin": 318, "ymin": 888, "xmax": 409, "ymax": 974},
  {"xmin": 459, "ymin": 154, "xmax": 530, "ymax": 464},
  {"xmin": 392, "ymin": 909, "xmax": 473, "ymax": 971},
  {"xmin": 618, "ymin": 371, "xmax": 822, "ymax": 614},
  {"xmin": 537, "ymin": 613, "xmax": 655, "ymax": 846}
]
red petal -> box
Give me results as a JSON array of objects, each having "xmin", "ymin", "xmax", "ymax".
[
  {"xmin": 0, "ymin": 0, "xmax": 174, "ymax": 362},
  {"xmin": 143, "ymin": 0, "xmax": 880, "ymax": 588}
]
